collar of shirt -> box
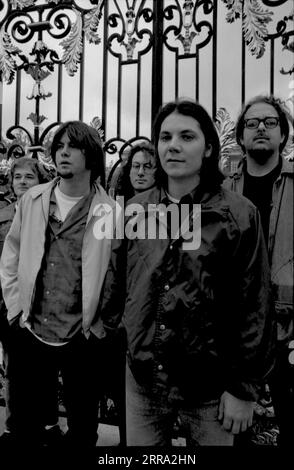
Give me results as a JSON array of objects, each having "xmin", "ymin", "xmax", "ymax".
[
  {"xmin": 49, "ymin": 184, "xmax": 95, "ymax": 228},
  {"xmin": 159, "ymin": 184, "xmax": 205, "ymax": 206}
]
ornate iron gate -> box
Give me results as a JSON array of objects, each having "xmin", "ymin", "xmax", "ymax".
[{"xmin": 0, "ymin": 0, "xmax": 293, "ymax": 179}]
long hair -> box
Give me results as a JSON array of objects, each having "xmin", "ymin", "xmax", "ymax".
[
  {"xmin": 114, "ymin": 142, "xmax": 158, "ymax": 200},
  {"xmin": 152, "ymin": 99, "xmax": 224, "ymax": 190},
  {"xmin": 235, "ymin": 95, "xmax": 290, "ymax": 153},
  {"xmin": 51, "ymin": 121, "xmax": 105, "ymax": 186}
]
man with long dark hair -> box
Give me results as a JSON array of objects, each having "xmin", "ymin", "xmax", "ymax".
[
  {"xmin": 99, "ymin": 100, "xmax": 275, "ymax": 446},
  {"xmin": 0, "ymin": 121, "xmax": 116, "ymax": 447},
  {"xmin": 113, "ymin": 142, "xmax": 157, "ymax": 200}
]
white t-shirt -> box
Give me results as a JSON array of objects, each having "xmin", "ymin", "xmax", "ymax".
[{"xmin": 54, "ymin": 184, "xmax": 84, "ymax": 222}]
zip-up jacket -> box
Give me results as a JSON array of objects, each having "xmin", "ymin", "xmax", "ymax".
[
  {"xmin": 0, "ymin": 202, "xmax": 15, "ymax": 256},
  {"xmin": 100, "ymin": 185, "xmax": 275, "ymax": 402},
  {"xmin": 223, "ymin": 158, "xmax": 294, "ymax": 343}
]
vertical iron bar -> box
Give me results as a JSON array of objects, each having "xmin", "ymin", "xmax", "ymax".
[
  {"xmin": 195, "ymin": 51, "xmax": 199, "ymax": 102},
  {"xmin": 33, "ymin": 15, "xmax": 43, "ymax": 147},
  {"xmin": 151, "ymin": 0, "xmax": 163, "ymax": 124},
  {"xmin": 117, "ymin": 58, "xmax": 122, "ymax": 136},
  {"xmin": 270, "ymin": 37, "xmax": 274, "ymax": 95},
  {"xmin": 34, "ymin": 96, "xmax": 40, "ymax": 145},
  {"xmin": 176, "ymin": 52, "xmax": 179, "ymax": 99},
  {"xmin": 15, "ymin": 69, "xmax": 21, "ymax": 126},
  {"xmin": 136, "ymin": 58, "xmax": 141, "ymax": 136},
  {"xmin": 102, "ymin": 0, "xmax": 109, "ymax": 139},
  {"xmin": 212, "ymin": 0, "xmax": 217, "ymax": 118},
  {"xmin": 79, "ymin": 31, "xmax": 85, "ymax": 121},
  {"xmin": 57, "ymin": 63, "xmax": 62, "ymax": 123},
  {"xmin": 241, "ymin": 25, "xmax": 246, "ymax": 106}
]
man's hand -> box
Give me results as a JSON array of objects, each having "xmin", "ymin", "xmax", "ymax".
[{"xmin": 218, "ymin": 391, "xmax": 254, "ymax": 434}]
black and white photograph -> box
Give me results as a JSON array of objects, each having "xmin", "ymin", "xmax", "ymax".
[{"xmin": 0, "ymin": 0, "xmax": 293, "ymax": 466}]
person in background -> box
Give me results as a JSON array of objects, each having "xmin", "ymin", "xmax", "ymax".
[
  {"xmin": 113, "ymin": 141, "xmax": 157, "ymax": 199},
  {"xmin": 99, "ymin": 99, "xmax": 275, "ymax": 446},
  {"xmin": 0, "ymin": 157, "xmax": 51, "ymax": 253},
  {"xmin": 0, "ymin": 157, "xmax": 60, "ymax": 445},
  {"xmin": 223, "ymin": 94, "xmax": 293, "ymax": 447},
  {"xmin": 0, "ymin": 121, "xmax": 116, "ymax": 447},
  {"xmin": 105, "ymin": 141, "xmax": 157, "ymax": 447}
]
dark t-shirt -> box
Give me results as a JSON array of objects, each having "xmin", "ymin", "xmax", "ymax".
[{"xmin": 243, "ymin": 163, "xmax": 281, "ymax": 241}]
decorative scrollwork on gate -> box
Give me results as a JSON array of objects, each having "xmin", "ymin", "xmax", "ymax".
[
  {"xmin": 0, "ymin": 1, "xmax": 104, "ymax": 85},
  {"xmin": 163, "ymin": 0, "xmax": 214, "ymax": 55},
  {"xmin": 0, "ymin": 29, "xmax": 22, "ymax": 83},
  {"xmin": 221, "ymin": 0, "xmax": 293, "ymax": 74},
  {"xmin": 0, "ymin": 0, "xmax": 293, "ymax": 181},
  {"xmin": 268, "ymin": 9, "xmax": 294, "ymax": 75},
  {"xmin": 107, "ymin": 0, "xmax": 153, "ymax": 61},
  {"xmin": 0, "ymin": 0, "xmax": 105, "ymax": 158}
]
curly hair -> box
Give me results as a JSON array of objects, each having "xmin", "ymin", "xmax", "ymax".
[
  {"xmin": 235, "ymin": 95, "xmax": 290, "ymax": 153},
  {"xmin": 114, "ymin": 142, "xmax": 158, "ymax": 200}
]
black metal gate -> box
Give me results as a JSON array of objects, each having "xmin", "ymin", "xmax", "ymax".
[{"xmin": 0, "ymin": 1, "xmax": 293, "ymax": 176}]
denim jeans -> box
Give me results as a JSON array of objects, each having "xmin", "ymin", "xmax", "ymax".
[
  {"xmin": 126, "ymin": 363, "xmax": 234, "ymax": 446},
  {"xmin": 5, "ymin": 321, "xmax": 103, "ymax": 446},
  {"xmin": 269, "ymin": 343, "xmax": 294, "ymax": 447}
]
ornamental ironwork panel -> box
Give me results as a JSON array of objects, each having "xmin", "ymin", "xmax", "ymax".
[{"xmin": 0, "ymin": 0, "xmax": 293, "ymax": 186}]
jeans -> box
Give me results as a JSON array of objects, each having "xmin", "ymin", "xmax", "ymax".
[
  {"xmin": 126, "ymin": 363, "xmax": 234, "ymax": 446},
  {"xmin": 5, "ymin": 321, "xmax": 103, "ymax": 447},
  {"xmin": 269, "ymin": 343, "xmax": 294, "ymax": 447}
]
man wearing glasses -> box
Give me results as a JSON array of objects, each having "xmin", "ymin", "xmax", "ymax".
[
  {"xmin": 223, "ymin": 95, "xmax": 293, "ymax": 447},
  {"xmin": 129, "ymin": 143, "xmax": 157, "ymax": 195}
]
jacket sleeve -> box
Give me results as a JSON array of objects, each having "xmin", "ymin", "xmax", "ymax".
[
  {"xmin": 98, "ymin": 234, "xmax": 128, "ymax": 335},
  {"xmin": 0, "ymin": 200, "xmax": 23, "ymax": 321},
  {"xmin": 221, "ymin": 205, "xmax": 276, "ymax": 401}
]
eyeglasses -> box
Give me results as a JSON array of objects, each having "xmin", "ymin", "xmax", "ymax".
[
  {"xmin": 131, "ymin": 163, "xmax": 156, "ymax": 174},
  {"xmin": 244, "ymin": 117, "xmax": 280, "ymax": 129}
]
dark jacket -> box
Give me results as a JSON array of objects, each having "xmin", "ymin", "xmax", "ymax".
[
  {"xmin": 0, "ymin": 202, "xmax": 15, "ymax": 256},
  {"xmin": 0, "ymin": 202, "xmax": 15, "ymax": 342},
  {"xmin": 100, "ymin": 185, "xmax": 275, "ymax": 403},
  {"xmin": 223, "ymin": 158, "xmax": 294, "ymax": 344}
]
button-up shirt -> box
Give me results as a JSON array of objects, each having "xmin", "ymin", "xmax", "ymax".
[{"xmin": 31, "ymin": 188, "xmax": 94, "ymax": 343}]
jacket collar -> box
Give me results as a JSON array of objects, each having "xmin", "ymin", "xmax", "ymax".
[
  {"xmin": 232, "ymin": 156, "xmax": 294, "ymax": 180},
  {"xmin": 280, "ymin": 158, "xmax": 294, "ymax": 176},
  {"xmin": 28, "ymin": 178, "xmax": 115, "ymax": 226},
  {"xmin": 158, "ymin": 183, "xmax": 215, "ymax": 206},
  {"xmin": 131, "ymin": 184, "xmax": 225, "ymax": 212},
  {"xmin": 28, "ymin": 177, "xmax": 114, "ymax": 205},
  {"xmin": 29, "ymin": 178, "xmax": 58, "ymax": 199},
  {"xmin": 0, "ymin": 201, "xmax": 16, "ymax": 222}
]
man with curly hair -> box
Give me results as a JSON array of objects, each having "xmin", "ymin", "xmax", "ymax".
[{"xmin": 223, "ymin": 95, "xmax": 294, "ymax": 447}]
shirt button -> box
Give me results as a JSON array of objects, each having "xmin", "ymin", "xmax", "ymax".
[
  {"xmin": 50, "ymin": 263, "xmax": 54, "ymax": 267},
  {"xmin": 46, "ymin": 290, "xmax": 50, "ymax": 295},
  {"xmin": 158, "ymin": 364, "xmax": 163, "ymax": 371},
  {"xmin": 160, "ymin": 324, "xmax": 166, "ymax": 330},
  {"xmin": 164, "ymin": 284, "xmax": 170, "ymax": 291},
  {"xmin": 44, "ymin": 318, "xmax": 48, "ymax": 323}
]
